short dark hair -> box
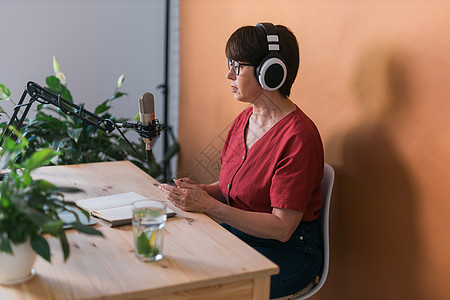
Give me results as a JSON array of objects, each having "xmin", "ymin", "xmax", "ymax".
[{"xmin": 225, "ymin": 24, "xmax": 300, "ymax": 97}]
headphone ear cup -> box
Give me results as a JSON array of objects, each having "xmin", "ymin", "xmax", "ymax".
[{"xmin": 256, "ymin": 55, "xmax": 287, "ymax": 91}]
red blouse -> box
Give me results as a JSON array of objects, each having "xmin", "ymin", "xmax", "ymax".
[{"xmin": 219, "ymin": 106, "xmax": 324, "ymax": 221}]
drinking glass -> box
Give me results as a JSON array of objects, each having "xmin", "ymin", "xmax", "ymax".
[{"xmin": 132, "ymin": 199, "xmax": 167, "ymax": 262}]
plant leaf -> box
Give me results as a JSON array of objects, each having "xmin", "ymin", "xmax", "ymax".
[
  {"xmin": 31, "ymin": 234, "xmax": 51, "ymax": 262},
  {"xmin": 25, "ymin": 148, "xmax": 56, "ymax": 171},
  {"xmin": 0, "ymin": 83, "xmax": 11, "ymax": 99},
  {"xmin": 67, "ymin": 128, "xmax": 83, "ymax": 143},
  {"xmin": 117, "ymin": 73, "xmax": 126, "ymax": 89},
  {"xmin": 94, "ymin": 100, "xmax": 110, "ymax": 115},
  {"xmin": 58, "ymin": 230, "xmax": 70, "ymax": 261},
  {"xmin": 71, "ymin": 223, "xmax": 103, "ymax": 237},
  {"xmin": 54, "ymin": 186, "xmax": 82, "ymax": 194},
  {"xmin": 33, "ymin": 180, "xmax": 57, "ymax": 193},
  {"xmin": 136, "ymin": 232, "xmax": 151, "ymax": 256},
  {"xmin": 46, "ymin": 76, "xmax": 62, "ymax": 91},
  {"xmin": 22, "ymin": 171, "xmax": 33, "ymax": 186},
  {"xmin": 45, "ymin": 76, "xmax": 72, "ymax": 101},
  {"xmin": 42, "ymin": 220, "xmax": 64, "ymax": 235},
  {"xmin": 53, "ymin": 56, "xmax": 60, "ymax": 74},
  {"xmin": 109, "ymin": 91, "xmax": 128, "ymax": 102},
  {"xmin": 0, "ymin": 234, "xmax": 13, "ymax": 254}
]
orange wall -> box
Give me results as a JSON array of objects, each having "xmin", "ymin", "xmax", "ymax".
[{"xmin": 178, "ymin": 1, "xmax": 450, "ymax": 299}]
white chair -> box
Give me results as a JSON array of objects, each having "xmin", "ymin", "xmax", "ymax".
[
  {"xmin": 295, "ymin": 163, "xmax": 335, "ymax": 299},
  {"xmin": 274, "ymin": 163, "xmax": 335, "ymax": 300}
]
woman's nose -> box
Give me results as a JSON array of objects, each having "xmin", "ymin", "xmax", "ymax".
[{"xmin": 226, "ymin": 68, "xmax": 236, "ymax": 80}]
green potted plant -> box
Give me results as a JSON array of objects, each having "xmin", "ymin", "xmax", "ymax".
[{"xmin": 0, "ymin": 127, "xmax": 103, "ymax": 284}]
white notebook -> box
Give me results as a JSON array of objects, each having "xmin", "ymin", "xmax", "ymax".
[{"xmin": 75, "ymin": 192, "xmax": 175, "ymax": 227}]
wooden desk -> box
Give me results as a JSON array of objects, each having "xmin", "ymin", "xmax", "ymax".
[{"xmin": 0, "ymin": 161, "xmax": 278, "ymax": 299}]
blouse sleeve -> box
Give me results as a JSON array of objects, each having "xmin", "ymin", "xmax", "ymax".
[{"xmin": 270, "ymin": 128, "xmax": 323, "ymax": 219}]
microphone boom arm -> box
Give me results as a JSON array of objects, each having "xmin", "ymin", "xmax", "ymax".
[
  {"xmin": 0, "ymin": 82, "xmax": 165, "ymax": 162},
  {"xmin": 27, "ymin": 81, "xmax": 116, "ymax": 133}
]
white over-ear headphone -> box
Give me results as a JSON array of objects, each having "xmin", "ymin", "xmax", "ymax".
[{"xmin": 256, "ymin": 22, "xmax": 288, "ymax": 91}]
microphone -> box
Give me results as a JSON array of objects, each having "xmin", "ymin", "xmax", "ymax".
[
  {"xmin": 138, "ymin": 92, "xmax": 155, "ymax": 161},
  {"xmin": 115, "ymin": 92, "xmax": 165, "ymax": 162}
]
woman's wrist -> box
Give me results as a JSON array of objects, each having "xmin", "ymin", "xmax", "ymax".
[
  {"xmin": 200, "ymin": 183, "xmax": 216, "ymax": 195},
  {"xmin": 204, "ymin": 199, "xmax": 227, "ymax": 221},
  {"xmin": 202, "ymin": 183, "xmax": 227, "ymax": 203}
]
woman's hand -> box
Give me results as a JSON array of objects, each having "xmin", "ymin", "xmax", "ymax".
[
  {"xmin": 160, "ymin": 179, "xmax": 219, "ymax": 212},
  {"xmin": 175, "ymin": 177, "xmax": 196, "ymax": 185}
]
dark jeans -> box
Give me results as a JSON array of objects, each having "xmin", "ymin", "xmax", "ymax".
[{"xmin": 221, "ymin": 221, "xmax": 323, "ymax": 298}]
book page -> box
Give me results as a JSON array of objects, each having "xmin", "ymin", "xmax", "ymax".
[
  {"xmin": 75, "ymin": 192, "xmax": 147, "ymax": 212},
  {"xmin": 91, "ymin": 205, "xmax": 132, "ymax": 222}
]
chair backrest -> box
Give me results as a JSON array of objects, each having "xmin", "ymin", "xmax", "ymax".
[{"xmin": 295, "ymin": 163, "xmax": 335, "ymax": 300}]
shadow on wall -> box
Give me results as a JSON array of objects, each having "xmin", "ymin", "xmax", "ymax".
[{"xmin": 326, "ymin": 45, "xmax": 422, "ymax": 299}]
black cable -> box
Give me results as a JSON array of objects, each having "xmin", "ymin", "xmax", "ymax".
[{"xmin": 112, "ymin": 124, "xmax": 146, "ymax": 161}]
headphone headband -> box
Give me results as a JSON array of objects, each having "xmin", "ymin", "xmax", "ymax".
[{"xmin": 257, "ymin": 23, "xmax": 280, "ymax": 51}]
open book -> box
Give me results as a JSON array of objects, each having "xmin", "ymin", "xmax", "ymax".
[{"xmin": 75, "ymin": 192, "xmax": 176, "ymax": 227}]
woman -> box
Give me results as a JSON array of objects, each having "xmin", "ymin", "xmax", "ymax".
[{"xmin": 160, "ymin": 23, "xmax": 324, "ymax": 299}]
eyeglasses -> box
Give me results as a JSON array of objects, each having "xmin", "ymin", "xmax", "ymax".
[{"xmin": 228, "ymin": 59, "xmax": 253, "ymax": 75}]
